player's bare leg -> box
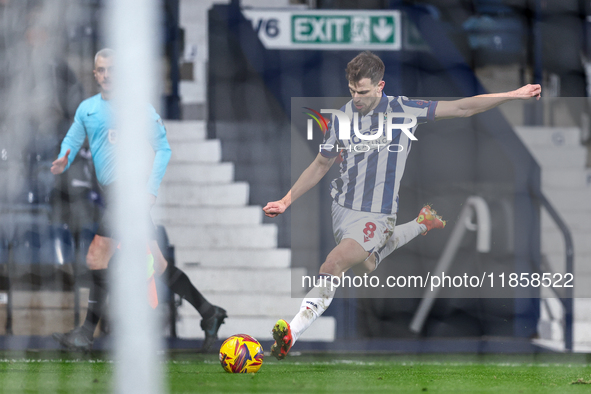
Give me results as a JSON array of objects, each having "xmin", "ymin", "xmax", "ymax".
[
  {"xmin": 271, "ymin": 239, "xmax": 368, "ymax": 359},
  {"xmin": 86, "ymin": 235, "xmax": 117, "ymax": 270}
]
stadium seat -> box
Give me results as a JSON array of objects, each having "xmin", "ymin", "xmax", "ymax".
[
  {"xmin": 27, "ymin": 135, "xmax": 60, "ymax": 164},
  {"xmin": 25, "ymin": 164, "xmax": 55, "ymax": 206},
  {"xmin": 472, "ymin": 0, "xmax": 520, "ymax": 15},
  {"xmin": 43, "ymin": 224, "xmax": 75, "ymax": 266},
  {"xmin": 0, "ymin": 134, "xmax": 27, "ymax": 206},
  {"xmin": 462, "ymin": 15, "xmax": 526, "ymax": 66},
  {"xmin": 12, "ymin": 226, "xmax": 42, "ymax": 266},
  {"xmin": 26, "ymin": 135, "xmax": 56, "ymax": 206},
  {"xmin": 12, "ymin": 222, "xmax": 75, "ymax": 266}
]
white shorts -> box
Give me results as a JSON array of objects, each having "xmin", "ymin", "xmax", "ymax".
[{"xmin": 331, "ymin": 201, "xmax": 397, "ymax": 267}]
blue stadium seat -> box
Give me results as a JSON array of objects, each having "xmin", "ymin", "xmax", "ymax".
[
  {"xmin": 43, "ymin": 224, "xmax": 75, "ymax": 266},
  {"xmin": 12, "ymin": 223, "xmax": 75, "ymax": 265},
  {"xmin": 0, "ymin": 215, "xmax": 15, "ymax": 265},
  {"xmin": 29, "ymin": 163, "xmax": 55, "ymax": 205},
  {"xmin": 12, "ymin": 226, "xmax": 42, "ymax": 265},
  {"xmin": 27, "ymin": 135, "xmax": 60, "ymax": 164},
  {"xmin": 472, "ymin": 0, "xmax": 519, "ymax": 15},
  {"xmin": 462, "ymin": 14, "xmax": 526, "ymax": 66},
  {"xmin": 0, "ymin": 134, "xmax": 26, "ymax": 206}
]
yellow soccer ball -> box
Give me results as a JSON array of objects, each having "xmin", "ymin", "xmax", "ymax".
[{"xmin": 219, "ymin": 334, "xmax": 264, "ymax": 374}]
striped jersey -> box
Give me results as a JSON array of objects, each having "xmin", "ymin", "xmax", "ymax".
[{"xmin": 320, "ymin": 94, "xmax": 438, "ymax": 214}]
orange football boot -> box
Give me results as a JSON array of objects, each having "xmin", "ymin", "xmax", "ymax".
[
  {"xmin": 417, "ymin": 204, "xmax": 446, "ymax": 235},
  {"xmin": 270, "ymin": 319, "xmax": 293, "ymax": 360}
]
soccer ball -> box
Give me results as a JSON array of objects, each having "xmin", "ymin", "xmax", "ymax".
[{"xmin": 219, "ymin": 334, "xmax": 264, "ymax": 374}]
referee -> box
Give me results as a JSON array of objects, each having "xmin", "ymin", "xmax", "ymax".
[{"xmin": 51, "ymin": 48, "xmax": 226, "ymax": 352}]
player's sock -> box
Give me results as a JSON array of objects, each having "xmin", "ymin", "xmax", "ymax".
[
  {"xmin": 162, "ymin": 265, "xmax": 214, "ymax": 320},
  {"xmin": 389, "ymin": 220, "xmax": 425, "ymax": 251},
  {"xmin": 81, "ymin": 269, "xmax": 108, "ymax": 337},
  {"xmin": 289, "ymin": 273, "xmax": 337, "ymax": 345}
]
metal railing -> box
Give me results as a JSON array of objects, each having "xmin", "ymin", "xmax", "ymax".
[
  {"xmin": 533, "ymin": 190, "xmax": 574, "ymax": 352},
  {"xmin": 409, "ymin": 196, "xmax": 491, "ymax": 334},
  {"xmin": 408, "ymin": 193, "xmax": 574, "ymax": 352}
]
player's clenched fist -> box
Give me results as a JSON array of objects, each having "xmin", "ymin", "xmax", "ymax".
[
  {"xmin": 263, "ymin": 201, "xmax": 287, "ymax": 218},
  {"xmin": 50, "ymin": 149, "xmax": 70, "ymax": 175},
  {"xmin": 512, "ymin": 84, "xmax": 542, "ymax": 100}
]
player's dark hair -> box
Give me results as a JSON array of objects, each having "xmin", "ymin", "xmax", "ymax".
[{"xmin": 345, "ymin": 51, "xmax": 385, "ymax": 85}]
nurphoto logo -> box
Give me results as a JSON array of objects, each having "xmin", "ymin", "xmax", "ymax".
[{"xmin": 304, "ymin": 107, "xmax": 418, "ymax": 153}]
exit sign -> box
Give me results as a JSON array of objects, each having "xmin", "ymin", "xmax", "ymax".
[
  {"xmin": 292, "ymin": 15, "xmax": 396, "ymax": 45},
  {"xmin": 243, "ymin": 9, "xmax": 401, "ymax": 50}
]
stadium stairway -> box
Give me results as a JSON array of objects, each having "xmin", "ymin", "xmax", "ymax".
[
  {"xmin": 152, "ymin": 120, "xmax": 335, "ymax": 342},
  {"xmin": 514, "ymin": 126, "xmax": 591, "ymax": 352}
]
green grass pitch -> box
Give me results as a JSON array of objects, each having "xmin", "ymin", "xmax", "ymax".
[{"xmin": 0, "ymin": 352, "xmax": 590, "ymax": 393}]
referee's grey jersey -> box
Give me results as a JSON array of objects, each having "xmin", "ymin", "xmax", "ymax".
[{"xmin": 320, "ymin": 94, "xmax": 438, "ymax": 214}]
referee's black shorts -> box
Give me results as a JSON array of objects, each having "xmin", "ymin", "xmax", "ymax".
[{"xmin": 96, "ymin": 183, "xmax": 158, "ymax": 240}]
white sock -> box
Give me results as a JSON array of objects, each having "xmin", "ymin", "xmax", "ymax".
[
  {"xmin": 389, "ymin": 219, "xmax": 425, "ymax": 251},
  {"xmin": 289, "ymin": 274, "xmax": 337, "ymax": 345}
]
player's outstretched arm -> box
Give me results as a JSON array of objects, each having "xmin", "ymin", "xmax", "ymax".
[
  {"xmin": 435, "ymin": 84, "xmax": 541, "ymax": 120},
  {"xmin": 50, "ymin": 149, "xmax": 71, "ymax": 175},
  {"xmin": 263, "ymin": 153, "xmax": 335, "ymax": 218}
]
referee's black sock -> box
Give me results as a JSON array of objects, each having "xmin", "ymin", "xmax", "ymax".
[
  {"xmin": 81, "ymin": 269, "xmax": 108, "ymax": 338},
  {"xmin": 162, "ymin": 265, "xmax": 214, "ymax": 320}
]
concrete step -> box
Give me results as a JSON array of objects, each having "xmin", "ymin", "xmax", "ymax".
[
  {"xmin": 575, "ymin": 343, "xmax": 591, "ymax": 352},
  {"xmin": 542, "ymin": 190, "xmax": 591, "ymax": 212},
  {"xmin": 574, "ymin": 274, "xmax": 591, "ymax": 296},
  {"xmin": 182, "ymin": 267, "xmax": 305, "ymax": 293},
  {"xmin": 525, "ymin": 146, "xmax": 587, "ymax": 169},
  {"xmin": 574, "ymin": 321, "xmax": 591, "ymax": 343},
  {"xmin": 542, "ymin": 252, "xmax": 591, "ymax": 274},
  {"xmin": 178, "ymin": 294, "xmax": 304, "ymax": 317},
  {"xmin": 153, "ymin": 205, "xmax": 262, "ymax": 226},
  {"xmin": 542, "ymin": 229, "xmax": 591, "ymax": 254},
  {"xmin": 177, "ymin": 315, "xmax": 336, "ymax": 341},
  {"xmin": 575, "ymin": 299, "xmax": 591, "ymax": 321},
  {"xmin": 169, "ymin": 140, "xmax": 221, "ymax": 163},
  {"xmin": 0, "ymin": 309, "xmax": 76, "ymax": 336},
  {"xmin": 164, "ymin": 120, "xmax": 206, "ymax": 142},
  {"xmin": 542, "ymin": 169, "xmax": 591, "ymax": 189},
  {"xmin": 4, "ymin": 290, "xmax": 89, "ymax": 309},
  {"xmin": 162, "ymin": 162, "xmax": 234, "ymax": 184},
  {"xmin": 537, "ymin": 320, "xmax": 563, "ymax": 341},
  {"xmin": 159, "ymin": 183, "xmax": 249, "ymax": 206},
  {"xmin": 541, "ymin": 210, "xmax": 591, "ymax": 233},
  {"xmin": 575, "ymin": 255, "xmax": 591, "ymax": 275},
  {"xmin": 535, "ymin": 339, "xmax": 591, "ymax": 352},
  {"xmin": 175, "ymin": 248, "xmax": 291, "ymax": 268},
  {"xmin": 166, "ymin": 224, "xmax": 278, "ymax": 249},
  {"xmin": 514, "ymin": 126, "xmax": 581, "ymax": 147}
]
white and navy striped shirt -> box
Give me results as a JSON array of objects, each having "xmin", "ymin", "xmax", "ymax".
[{"xmin": 320, "ymin": 94, "xmax": 438, "ymax": 214}]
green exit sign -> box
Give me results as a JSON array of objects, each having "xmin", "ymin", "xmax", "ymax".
[
  {"xmin": 292, "ymin": 14, "xmax": 399, "ymax": 48},
  {"xmin": 243, "ymin": 9, "xmax": 402, "ymax": 50}
]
